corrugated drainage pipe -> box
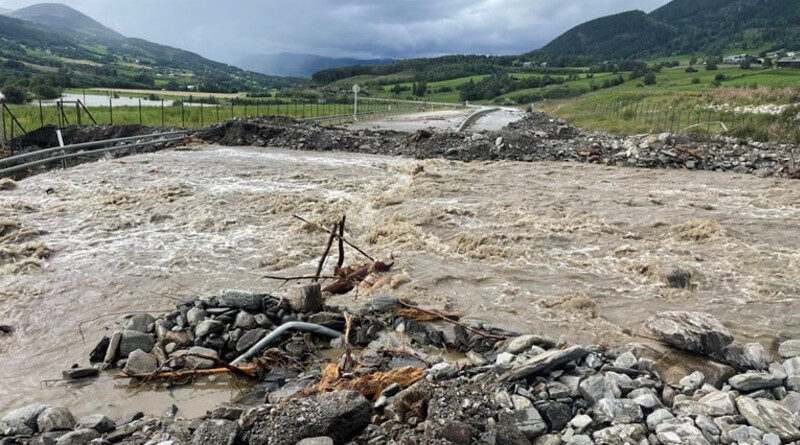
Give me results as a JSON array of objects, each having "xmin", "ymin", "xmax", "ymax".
[{"xmin": 230, "ymin": 321, "xmax": 342, "ymax": 366}]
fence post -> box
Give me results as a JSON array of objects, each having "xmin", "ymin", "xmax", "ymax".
[
  {"xmin": 109, "ymin": 98, "xmax": 113, "ymax": 125},
  {"xmin": 200, "ymin": 103, "xmax": 204, "ymax": 127},
  {"xmin": 161, "ymin": 100, "xmax": 165, "ymax": 127},
  {"xmin": 216, "ymin": 104, "xmax": 220, "ymax": 123},
  {"xmin": 39, "ymin": 99, "xmax": 44, "ymax": 128},
  {"xmin": 139, "ymin": 99, "xmax": 142, "ymax": 125},
  {"xmin": 1, "ymin": 103, "xmax": 6, "ymax": 143},
  {"xmin": 231, "ymin": 102, "xmax": 234, "ymax": 119},
  {"xmin": 181, "ymin": 101, "xmax": 185, "ymax": 127},
  {"xmin": 76, "ymin": 102, "xmax": 82, "ymax": 126}
]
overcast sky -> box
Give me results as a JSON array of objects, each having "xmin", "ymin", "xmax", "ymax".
[{"xmin": 0, "ymin": 0, "xmax": 670, "ymax": 64}]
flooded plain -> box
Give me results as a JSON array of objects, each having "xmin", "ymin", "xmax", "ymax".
[{"xmin": 1, "ymin": 145, "xmax": 799, "ymax": 416}]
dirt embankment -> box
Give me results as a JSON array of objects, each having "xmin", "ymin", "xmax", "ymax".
[
  {"xmin": 5, "ymin": 112, "xmax": 800, "ymax": 179},
  {"xmin": 196, "ymin": 113, "xmax": 800, "ymax": 179}
]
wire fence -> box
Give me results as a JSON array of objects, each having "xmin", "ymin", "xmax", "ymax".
[
  {"xmin": 573, "ymin": 99, "xmax": 800, "ymax": 142},
  {"xmin": 0, "ymin": 95, "xmax": 463, "ymax": 144}
]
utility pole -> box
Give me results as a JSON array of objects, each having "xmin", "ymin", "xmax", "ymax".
[{"xmin": 352, "ymin": 84, "xmax": 360, "ymax": 121}]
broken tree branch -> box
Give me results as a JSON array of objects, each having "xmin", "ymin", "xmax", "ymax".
[
  {"xmin": 337, "ymin": 214, "xmax": 346, "ymax": 269},
  {"xmin": 263, "ymin": 275, "xmax": 338, "ymax": 281},
  {"xmin": 397, "ymin": 300, "xmax": 508, "ymax": 341},
  {"xmin": 315, "ymin": 221, "xmax": 340, "ymax": 282},
  {"xmin": 293, "ymin": 214, "xmax": 374, "ymax": 262}
]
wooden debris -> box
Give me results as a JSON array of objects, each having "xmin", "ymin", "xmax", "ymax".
[
  {"xmin": 397, "ymin": 300, "xmax": 508, "ymax": 340},
  {"xmin": 316, "ymin": 364, "xmax": 424, "ymax": 400},
  {"xmin": 293, "ymin": 214, "xmax": 374, "ymax": 261}
]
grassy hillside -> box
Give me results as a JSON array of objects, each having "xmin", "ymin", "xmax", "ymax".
[
  {"xmin": 0, "ymin": 3, "xmax": 296, "ymax": 101},
  {"xmin": 541, "ymin": 11, "xmax": 676, "ymax": 59},
  {"xmin": 541, "ymin": 0, "xmax": 800, "ymax": 59}
]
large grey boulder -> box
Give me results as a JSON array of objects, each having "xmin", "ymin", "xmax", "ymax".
[
  {"xmin": 592, "ymin": 423, "xmax": 647, "ymax": 445},
  {"xmin": 194, "ymin": 320, "xmax": 224, "ymax": 338},
  {"xmin": 56, "ymin": 428, "xmax": 99, "ymax": 445},
  {"xmin": 236, "ymin": 328, "xmax": 267, "ymax": 353},
  {"xmin": 498, "ymin": 407, "xmax": 547, "ymax": 440},
  {"xmin": 1, "ymin": 403, "xmax": 50, "ymax": 432},
  {"xmin": 123, "ymin": 313, "xmax": 154, "ymax": 333},
  {"xmin": 579, "ymin": 374, "xmax": 619, "ymax": 404},
  {"xmin": 191, "ymin": 418, "xmax": 238, "ymax": 445},
  {"xmin": 173, "ymin": 346, "xmax": 219, "ymax": 369},
  {"xmin": 217, "ymin": 289, "xmax": 263, "ymax": 311},
  {"xmin": 186, "ymin": 307, "xmax": 206, "ymax": 326},
  {"xmin": 673, "ymin": 390, "xmax": 737, "ymax": 417},
  {"xmin": 123, "ymin": 349, "xmax": 159, "ymax": 375},
  {"xmin": 779, "ymin": 340, "xmax": 800, "ymax": 358},
  {"xmin": 501, "ymin": 346, "xmax": 588, "ymax": 381},
  {"xmin": 655, "ymin": 422, "xmax": 711, "ymax": 445},
  {"xmin": 736, "ymin": 396, "xmax": 800, "ymax": 442},
  {"xmin": 505, "ymin": 334, "xmax": 556, "ymax": 354},
  {"xmin": 728, "ymin": 371, "xmax": 783, "ymax": 392},
  {"xmin": 118, "ymin": 330, "xmax": 155, "ymax": 358},
  {"xmin": 592, "ymin": 399, "xmax": 643, "ymax": 425},
  {"xmin": 37, "ymin": 406, "xmax": 75, "ymax": 432},
  {"xmin": 289, "ymin": 284, "xmax": 323, "ymax": 313},
  {"xmin": 77, "ymin": 414, "xmax": 115, "ymax": 433},
  {"xmin": 239, "ymin": 390, "xmax": 371, "ymax": 445},
  {"xmin": 643, "ymin": 311, "xmax": 733, "ymax": 358}
]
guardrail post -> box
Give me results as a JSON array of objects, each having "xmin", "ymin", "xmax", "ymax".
[{"xmin": 1, "ymin": 103, "xmax": 6, "ymax": 143}]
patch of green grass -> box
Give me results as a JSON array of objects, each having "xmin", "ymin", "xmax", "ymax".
[{"xmin": 0, "ymin": 99, "xmax": 427, "ymax": 141}]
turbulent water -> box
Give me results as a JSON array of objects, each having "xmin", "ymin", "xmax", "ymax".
[{"xmin": 1, "ymin": 145, "xmax": 800, "ymax": 417}]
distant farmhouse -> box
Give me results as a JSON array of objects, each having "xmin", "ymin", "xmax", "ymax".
[
  {"xmin": 723, "ymin": 53, "xmax": 748, "ymax": 64},
  {"xmin": 778, "ymin": 58, "xmax": 800, "ymax": 69}
]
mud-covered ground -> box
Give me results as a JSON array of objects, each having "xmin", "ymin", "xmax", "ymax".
[{"xmin": 2, "ymin": 145, "xmax": 799, "ymax": 417}]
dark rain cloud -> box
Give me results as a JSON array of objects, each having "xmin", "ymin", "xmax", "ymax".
[{"xmin": 1, "ymin": 0, "xmax": 670, "ymax": 63}]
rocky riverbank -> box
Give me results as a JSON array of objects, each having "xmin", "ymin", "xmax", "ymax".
[
  {"xmin": 196, "ymin": 113, "xmax": 800, "ymax": 179},
  {"xmin": 5, "ymin": 112, "xmax": 800, "ymax": 180},
  {"xmin": 3, "ymin": 284, "xmax": 800, "ymax": 445}
]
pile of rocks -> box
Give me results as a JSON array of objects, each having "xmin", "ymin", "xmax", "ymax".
[
  {"xmin": 5, "ymin": 298, "xmax": 800, "ymax": 445},
  {"xmin": 196, "ymin": 113, "xmax": 800, "ymax": 179},
  {"xmin": 88, "ymin": 287, "xmax": 404, "ymax": 377}
]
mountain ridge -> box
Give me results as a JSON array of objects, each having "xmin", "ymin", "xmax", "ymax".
[
  {"xmin": 239, "ymin": 52, "xmax": 394, "ymax": 78},
  {"xmin": 0, "ymin": 3, "xmax": 296, "ymax": 93},
  {"xmin": 9, "ymin": 3, "xmax": 124, "ymax": 41},
  {"xmin": 541, "ymin": 0, "xmax": 800, "ymax": 58}
]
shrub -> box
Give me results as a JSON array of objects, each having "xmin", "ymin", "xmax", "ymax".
[
  {"xmin": 1, "ymin": 85, "xmax": 26, "ymax": 104},
  {"xmin": 643, "ymin": 72, "xmax": 657, "ymax": 86},
  {"xmin": 31, "ymin": 84, "xmax": 60, "ymax": 99},
  {"xmin": 692, "ymin": 77, "xmax": 701, "ymax": 84}
]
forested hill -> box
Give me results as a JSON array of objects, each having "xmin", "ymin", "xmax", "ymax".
[
  {"xmin": 542, "ymin": 0, "xmax": 800, "ymax": 59},
  {"xmin": 540, "ymin": 10, "xmax": 676, "ymax": 59},
  {"xmin": 0, "ymin": 3, "xmax": 296, "ymax": 94}
]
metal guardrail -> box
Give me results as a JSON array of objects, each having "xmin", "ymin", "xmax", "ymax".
[{"xmin": 0, "ymin": 130, "xmax": 188, "ymax": 176}]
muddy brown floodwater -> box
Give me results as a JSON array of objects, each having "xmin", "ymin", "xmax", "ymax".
[{"xmin": 1, "ymin": 145, "xmax": 799, "ymax": 417}]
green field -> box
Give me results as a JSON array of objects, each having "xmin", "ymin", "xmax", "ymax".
[
  {"xmin": 541, "ymin": 67, "xmax": 800, "ymax": 142},
  {"xmin": 0, "ymin": 98, "xmax": 426, "ymax": 142}
]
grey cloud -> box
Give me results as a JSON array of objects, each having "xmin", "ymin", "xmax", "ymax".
[{"xmin": 0, "ymin": 0, "xmax": 670, "ymax": 63}]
